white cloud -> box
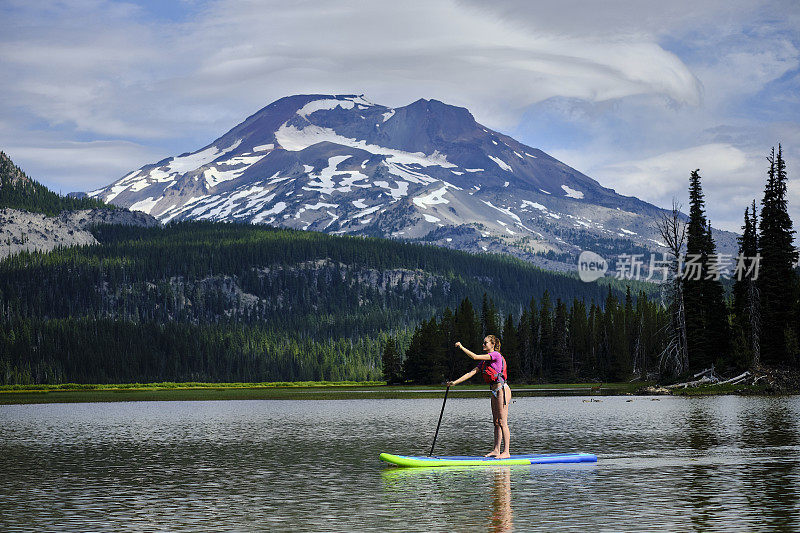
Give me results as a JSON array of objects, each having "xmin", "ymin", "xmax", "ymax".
[
  {"xmin": 2, "ymin": 141, "xmax": 166, "ymax": 191},
  {"xmin": 0, "ymin": 0, "xmax": 797, "ymax": 238},
  {"xmin": 591, "ymin": 143, "xmax": 800, "ymax": 233},
  {"xmin": 0, "ymin": 0, "xmax": 701, "ymax": 142}
]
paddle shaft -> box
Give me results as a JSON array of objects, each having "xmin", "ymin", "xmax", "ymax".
[{"xmin": 429, "ymin": 386, "xmax": 450, "ymax": 456}]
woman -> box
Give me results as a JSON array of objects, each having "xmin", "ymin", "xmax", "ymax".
[{"xmin": 446, "ymin": 335, "xmax": 511, "ymax": 458}]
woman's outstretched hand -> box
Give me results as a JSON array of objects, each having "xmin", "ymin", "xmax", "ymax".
[
  {"xmin": 454, "ymin": 341, "xmax": 463, "ymax": 349},
  {"xmin": 446, "ymin": 381, "xmax": 455, "ymax": 387}
]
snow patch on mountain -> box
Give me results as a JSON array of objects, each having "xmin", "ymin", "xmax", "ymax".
[
  {"xmin": 488, "ymin": 155, "xmax": 512, "ymax": 172},
  {"xmin": 129, "ymin": 196, "xmax": 160, "ymax": 214},
  {"xmin": 298, "ymin": 99, "xmax": 356, "ymax": 118},
  {"xmin": 275, "ymin": 124, "xmax": 455, "ymax": 168},
  {"xmin": 482, "ymin": 200, "xmax": 520, "ymax": 223},
  {"xmin": 413, "ymin": 187, "xmax": 449, "ymax": 209},
  {"xmin": 522, "ymin": 200, "xmax": 548, "ymax": 212},
  {"xmin": 561, "ymin": 185, "xmax": 584, "ymax": 199}
]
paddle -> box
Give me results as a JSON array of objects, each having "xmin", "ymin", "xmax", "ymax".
[{"xmin": 429, "ymin": 385, "xmax": 450, "ymax": 456}]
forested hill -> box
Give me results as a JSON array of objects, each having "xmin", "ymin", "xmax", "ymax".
[
  {"xmin": 0, "ymin": 151, "xmax": 109, "ymax": 215},
  {"xmin": 0, "ymin": 221, "xmax": 648, "ymax": 384}
]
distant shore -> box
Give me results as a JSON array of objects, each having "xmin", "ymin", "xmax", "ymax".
[{"xmin": 0, "ymin": 381, "xmax": 644, "ymax": 404}]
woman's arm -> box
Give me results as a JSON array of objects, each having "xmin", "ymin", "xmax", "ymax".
[
  {"xmin": 455, "ymin": 341, "xmax": 491, "ymax": 361},
  {"xmin": 447, "ymin": 367, "xmax": 478, "ymax": 387}
]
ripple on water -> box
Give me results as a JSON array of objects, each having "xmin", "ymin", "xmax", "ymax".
[{"xmin": 1, "ymin": 396, "xmax": 800, "ymax": 531}]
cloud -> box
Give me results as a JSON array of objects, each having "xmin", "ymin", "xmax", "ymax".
[
  {"xmin": 0, "ymin": 0, "xmax": 701, "ymax": 143},
  {"xmin": 2, "ymin": 141, "xmax": 166, "ymax": 192},
  {"xmin": 589, "ymin": 143, "xmax": 800, "ymax": 233},
  {"xmin": 0, "ymin": 0, "xmax": 797, "ymax": 239}
]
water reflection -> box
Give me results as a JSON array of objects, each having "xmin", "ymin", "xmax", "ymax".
[
  {"xmin": 2, "ymin": 398, "xmax": 800, "ymax": 531},
  {"xmin": 739, "ymin": 398, "xmax": 800, "ymax": 531},
  {"xmin": 489, "ymin": 468, "xmax": 512, "ymax": 532},
  {"xmin": 381, "ymin": 465, "xmax": 514, "ymax": 531}
]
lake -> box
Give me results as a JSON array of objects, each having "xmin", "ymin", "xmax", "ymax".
[{"xmin": 2, "ymin": 395, "xmax": 799, "ymax": 531}]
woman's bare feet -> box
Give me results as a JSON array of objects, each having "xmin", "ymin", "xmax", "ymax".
[
  {"xmin": 484, "ymin": 451, "xmax": 500, "ymax": 458},
  {"xmin": 497, "ymin": 452, "xmax": 511, "ymax": 459}
]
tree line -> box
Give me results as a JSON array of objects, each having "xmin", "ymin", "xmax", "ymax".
[
  {"xmin": 0, "ymin": 220, "xmax": 642, "ymax": 385},
  {"xmin": 0, "ymin": 151, "xmax": 109, "ymax": 215},
  {"xmin": 674, "ymin": 145, "xmax": 798, "ymax": 374},
  {"xmin": 391, "ymin": 145, "xmax": 799, "ymax": 384},
  {"xmin": 384, "ymin": 289, "xmax": 667, "ymax": 385}
]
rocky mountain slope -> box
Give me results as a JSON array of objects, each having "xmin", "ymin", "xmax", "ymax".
[
  {"xmin": 0, "ymin": 208, "xmax": 159, "ymax": 260},
  {"xmin": 87, "ymin": 94, "xmax": 739, "ymax": 267}
]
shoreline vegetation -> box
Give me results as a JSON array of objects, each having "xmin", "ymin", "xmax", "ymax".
[
  {"xmin": 1, "ymin": 379, "xmax": 789, "ymax": 405},
  {"xmin": 0, "ymin": 381, "xmax": 637, "ymax": 404}
]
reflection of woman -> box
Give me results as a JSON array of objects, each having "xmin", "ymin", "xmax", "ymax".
[
  {"xmin": 490, "ymin": 468, "xmax": 513, "ymax": 532},
  {"xmin": 446, "ymin": 335, "xmax": 512, "ymax": 458}
]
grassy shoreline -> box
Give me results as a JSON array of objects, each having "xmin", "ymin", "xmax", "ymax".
[{"xmin": 0, "ymin": 381, "xmax": 642, "ymax": 404}]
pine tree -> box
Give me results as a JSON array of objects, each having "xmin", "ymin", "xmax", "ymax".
[
  {"xmin": 481, "ymin": 293, "xmax": 500, "ymax": 338},
  {"xmin": 682, "ymin": 170, "xmax": 730, "ymax": 371},
  {"xmin": 382, "ymin": 337, "xmax": 400, "ymax": 384},
  {"xmin": 402, "ymin": 321, "xmax": 429, "ymax": 383},
  {"xmin": 758, "ymin": 145, "xmax": 799, "ymax": 366},
  {"xmin": 516, "ymin": 307, "xmax": 531, "ymax": 381},
  {"xmin": 684, "ymin": 170, "xmax": 709, "ymax": 370},
  {"xmin": 606, "ymin": 288, "xmax": 630, "ymax": 380},
  {"xmin": 733, "ymin": 202, "xmax": 760, "ymax": 368},
  {"xmin": 524, "ymin": 296, "xmax": 539, "ymax": 381},
  {"xmin": 538, "ymin": 291, "xmax": 553, "ymax": 380},
  {"xmin": 586, "ymin": 301, "xmax": 600, "ymax": 379},
  {"xmin": 454, "ymin": 298, "xmax": 481, "ymax": 377},
  {"xmin": 551, "ymin": 299, "xmax": 572, "ymax": 381},
  {"xmin": 704, "ymin": 222, "xmax": 732, "ymax": 369},
  {"xmin": 501, "ymin": 313, "xmax": 519, "ymax": 382},
  {"xmin": 569, "ymin": 299, "xmax": 589, "ymax": 379}
]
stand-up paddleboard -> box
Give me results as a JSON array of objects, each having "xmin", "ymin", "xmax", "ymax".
[{"xmin": 380, "ymin": 452, "xmax": 597, "ymax": 467}]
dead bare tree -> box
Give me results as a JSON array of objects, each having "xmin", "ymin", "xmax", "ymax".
[{"xmin": 655, "ymin": 199, "xmax": 689, "ymax": 377}]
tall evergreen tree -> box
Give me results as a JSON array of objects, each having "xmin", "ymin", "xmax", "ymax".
[
  {"xmin": 704, "ymin": 222, "xmax": 732, "ymax": 368},
  {"xmin": 683, "ymin": 169, "xmax": 709, "ymax": 370},
  {"xmin": 454, "ymin": 298, "xmax": 481, "ymax": 377},
  {"xmin": 382, "ymin": 337, "xmax": 400, "ymax": 384},
  {"xmin": 758, "ymin": 145, "xmax": 799, "ymax": 366},
  {"xmin": 733, "ymin": 202, "xmax": 760, "ymax": 368},
  {"xmin": 606, "ymin": 288, "xmax": 630, "ymax": 380},
  {"xmin": 551, "ymin": 299, "xmax": 572, "ymax": 381},
  {"xmin": 585, "ymin": 301, "xmax": 600, "ymax": 379},
  {"xmin": 538, "ymin": 291, "xmax": 553, "ymax": 381},
  {"xmin": 569, "ymin": 299, "xmax": 589, "ymax": 379},
  {"xmin": 516, "ymin": 307, "xmax": 531, "ymax": 381},
  {"xmin": 481, "ymin": 293, "xmax": 500, "ymax": 338},
  {"xmin": 682, "ymin": 170, "xmax": 730, "ymax": 371},
  {"xmin": 501, "ymin": 313, "xmax": 519, "ymax": 382}
]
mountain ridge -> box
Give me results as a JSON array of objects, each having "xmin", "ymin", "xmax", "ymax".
[{"xmin": 87, "ymin": 94, "xmax": 739, "ymax": 267}]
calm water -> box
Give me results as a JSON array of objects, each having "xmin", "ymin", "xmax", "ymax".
[{"xmin": 2, "ymin": 395, "xmax": 800, "ymax": 532}]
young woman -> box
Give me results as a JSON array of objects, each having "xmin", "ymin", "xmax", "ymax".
[{"xmin": 446, "ymin": 335, "xmax": 511, "ymax": 458}]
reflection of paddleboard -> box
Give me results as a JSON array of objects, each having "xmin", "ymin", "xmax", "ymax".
[{"xmin": 380, "ymin": 452, "xmax": 597, "ymax": 467}]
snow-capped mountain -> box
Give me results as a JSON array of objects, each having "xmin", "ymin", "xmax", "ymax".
[{"xmin": 88, "ymin": 94, "xmax": 738, "ymax": 267}]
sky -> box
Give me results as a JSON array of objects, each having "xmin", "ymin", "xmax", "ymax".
[{"xmin": 1, "ymin": 0, "xmax": 799, "ymax": 233}]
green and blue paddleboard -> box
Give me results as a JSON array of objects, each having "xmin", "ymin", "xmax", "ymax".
[{"xmin": 380, "ymin": 452, "xmax": 597, "ymax": 468}]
